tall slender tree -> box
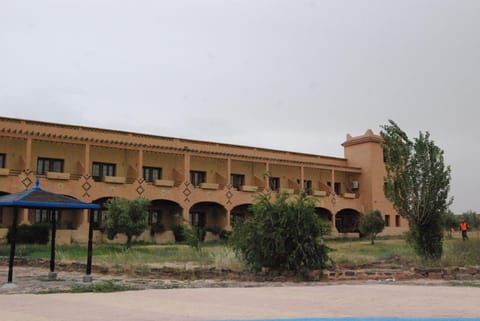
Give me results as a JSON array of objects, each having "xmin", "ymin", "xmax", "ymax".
[{"xmin": 381, "ymin": 120, "xmax": 452, "ymax": 260}]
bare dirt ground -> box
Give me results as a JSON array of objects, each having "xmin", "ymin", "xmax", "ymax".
[{"xmin": 1, "ymin": 266, "xmax": 480, "ymax": 321}]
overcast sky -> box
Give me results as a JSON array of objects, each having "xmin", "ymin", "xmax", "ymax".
[{"xmin": 1, "ymin": 1, "xmax": 479, "ymax": 213}]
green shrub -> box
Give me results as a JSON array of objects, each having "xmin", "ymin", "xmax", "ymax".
[
  {"xmin": 206, "ymin": 227, "xmax": 230, "ymax": 240},
  {"xmin": 230, "ymin": 191, "xmax": 333, "ymax": 277},
  {"xmin": 359, "ymin": 210, "xmax": 385, "ymax": 244},
  {"xmin": 7, "ymin": 224, "xmax": 50, "ymax": 244},
  {"xmin": 171, "ymin": 224, "xmax": 186, "ymax": 242}
]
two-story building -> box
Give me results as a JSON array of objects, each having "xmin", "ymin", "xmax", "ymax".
[{"xmin": 0, "ymin": 116, "xmax": 407, "ymax": 244}]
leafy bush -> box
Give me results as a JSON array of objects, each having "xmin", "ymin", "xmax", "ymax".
[
  {"xmin": 230, "ymin": 191, "xmax": 333, "ymax": 277},
  {"xmin": 359, "ymin": 210, "xmax": 385, "ymax": 244},
  {"xmin": 103, "ymin": 197, "xmax": 150, "ymax": 248},
  {"xmin": 7, "ymin": 224, "xmax": 50, "ymax": 244},
  {"xmin": 184, "ymin": 226, "xmax": 205, "ymax": 251},
  {"xmin": 171, "ymin": 224, "xmax": 186, "ymax": 242},
  {"xmin": 407, "ymin": 217, "xmax": 444, "ymax": 262},
  {"xmin": 206, "ymin": 227, "xmax": 230, "ymax": 240}
]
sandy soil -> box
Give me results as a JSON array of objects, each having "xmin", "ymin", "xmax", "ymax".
[{"xmin": 1, "ymin": 267, "xmax": 480, "ymax": 321}]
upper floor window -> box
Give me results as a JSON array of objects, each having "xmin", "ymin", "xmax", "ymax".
[
  {"xmin": 143, "ymin": 167, "xmax": 162, "ymax": 183},
  {"xmin": 269, "ymin": 177, "xmax": 280, "ymax": 191},
  {"xmin": 37, "ymin": 157, "xmax": 64, "ymax": 175},
  {"xmin": 0, "ymin": 153, "xmax": 5, "ymax": 168},
  {"xmin": 92, "ymin": 162, "xmax": 116, "ymax": 181},
  {"xmin": 190, "ymin": 171, "xmax": 206, "ymax": 187},
  {"xmin": 231, "ymin": 174, "xmax": 245, "ymax": 190},
  {"xmin": 327, "ymin": 181, "xmax": 341, "ymax": 195}
]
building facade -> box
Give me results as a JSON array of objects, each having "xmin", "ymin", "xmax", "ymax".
[{"xmin": 0, "ymin": 117, "xmax": 407, "ymax": 244}]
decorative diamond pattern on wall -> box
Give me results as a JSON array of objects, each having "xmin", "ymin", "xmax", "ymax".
[
  {"xmin": 183, "ymin": 181, "xmax": 191, "ymax": 202},
  {"xmin": 81, "ymin": 174, "xmax": 93, "ymax": 198},
  {"xmin": 225, "ymin": 184, "xmax": 233, "ymax": 204},
  {"xmin": 135, "ymin": 177, "xmax": 145, "ymax": 196},
  {"xmin": 20, "ymin": 169, "xmax": 33, "ymax": 189}
]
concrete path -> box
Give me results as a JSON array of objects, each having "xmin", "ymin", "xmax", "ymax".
[{"xmin": 1, "ymin": 284, "xmax": 480, "ymax": 321}]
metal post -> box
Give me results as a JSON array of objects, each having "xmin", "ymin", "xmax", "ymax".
[
  {"xmin": 49, "ymin": 209, "xmax": 57, "ymax": 280},
  {"xmin": 84, "ymin": 209, "xmax": 94, "ymax": 282},
  {"xmin": 7, "ymin": 208, "xmax": 18, "ymax": 283}
]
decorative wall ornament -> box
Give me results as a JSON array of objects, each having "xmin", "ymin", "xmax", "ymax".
[
  {"xmin": 135, "ymin": 177, "xmax": 145, "ymax": 196},
  {"xmin": 330, "ymin": 192, "xmax": 337, "ymax": 206},
  {"xmin": 20, "ymin": 169, "xmax": 33, "ymax": 189},
  {"xmin": 225, "ymin": 184, "xmax": 233, "ymax": 205},
  {"xmin": 182, "ymin": 181, "xmax": 191, "ymax": 203},
  {"xmin": 81, "ymin": 174, "xmax": 93, "ymax": 198}
]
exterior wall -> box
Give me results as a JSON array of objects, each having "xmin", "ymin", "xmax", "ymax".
[
  {"xmin": 0, "ymin": 117, "xmax": 406, "ymax": 244},
  {"xmin": 0, "ymin": 137, "xmax": 27, "ymax": 170},
  {"xmin": 31, "ymin": 141, "xmax": 85, "ymax": 176},
  {"xmin": 343, "ymin": 130, "xmax": 408, "ymax": 233},
  {"xmin": 143, "ymin": 151, "xmax": 183, "ymax": 182}
]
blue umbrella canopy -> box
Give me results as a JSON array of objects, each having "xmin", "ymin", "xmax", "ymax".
[
  {"xmin": 1, "ymin": 178, "xmax": 100, "ymax": 284},
  {"xmin": 0, "ymin": 179, "xmax": 99, "ymax": 210}
]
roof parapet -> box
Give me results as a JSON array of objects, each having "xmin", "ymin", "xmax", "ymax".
[{"xmin": 342, "ymin": 129, "xmax": 383, "ymax": 147}]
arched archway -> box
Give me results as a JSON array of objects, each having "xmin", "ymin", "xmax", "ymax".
[
  {"xmin": 149, "ymin": 199, "xmax": 182, "ymax": 231},
  {"xmin": 189, "ymin": 202, "xmax": 227, "ymax": 229},
  {"xmin": 315, "ymin": 207, "xmax": 332, "ymax": 224},
  {"xmin": 335, "ymin": 208, "xmax": 361, "ymax": 233},
  {"xmin": 91, "ymin": 197, "xmax": 113, "ymax": 230},
  {"xmin": 0, "ymin": 191, "xmax": 8, "ymax": 227},
  {"xmin": 231, "ymin": 203, "xmax": 253, "ymax": 227}
]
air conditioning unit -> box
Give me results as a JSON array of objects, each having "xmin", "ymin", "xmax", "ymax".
[{"xmin": 351, "ymin": 181, "xmax": 359, "ymax": 190}]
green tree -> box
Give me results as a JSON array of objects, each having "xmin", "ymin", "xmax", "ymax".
[
  {"xmin": 459, "ymin": 210, "xmax": 480, "ymax": 240},
  {"xmin": 359, "ymin": 210, "xmax": 385, "ymax": 245},
  {"xmin": 460, "ymin": 210, "xmax": 480, "ymax": 231},
  {"xmin": 230, "ymin": 191, "xmax": 332, "ymax": 277},
  {"xmin": 381, "ymin": 120, "xmax": 452, "ymax": 261},
  {"xmin": 103, "ymin": 197, "xmax": 150, "ymax": 248},
  {"xmin": 441, "ymin": 210, "xmax": 459, "ymax": 239}
]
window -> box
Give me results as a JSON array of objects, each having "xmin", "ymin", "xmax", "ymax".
[
  {"xmin": 0, "ymin": 153, "xmax": 5, "ymax": 168},
  {"xmin": 90, "ymin": 209, "xmax": 105, "ymax": 229},
  {"xmin": 190, "ymin": 171, "xmax": 206, "ymax": 187},
  {"xmin": 149, "ymin": 211, "xmax": 161, "ymax": 225},
  {"xmin": 34, "ymin": 209, "xmax": 60, "ymax": 224},
  {"xmin": 37, "ymin": 157, "xmax": 64, "ymax": 175},
  {"xmin": 189, "ymin": 212, "xmax": 206, "ymax": 227},
  {"xmin": 395, "ymin": 215, "xmax": 401, "ymax": 227},
  {"xmin": 304, "ymin": 180, "xmax": 313, "ymax": 194},
  {"xmin": 92, "ymin": 162, "xmax": 116, "ymax": 181},
  {"xmin": 269, "ymin": 177, "xmax": 280, "ymax": 191},
  {"xmin": 231, "ymin": 174, "xmax": 245, "ymax": 189},
  {"xmin": 327, "ymin": 181, "xmax": 341, "ymax": 195},
  {"xmin": 385, "ymin": 214, "xmax": 391, "ymax": 227},
  {"xmin": 143, "ymin": 167, "xmax": 162, "ymax": 183}
]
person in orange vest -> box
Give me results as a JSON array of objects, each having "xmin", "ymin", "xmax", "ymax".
[{"xmin": 460, "ymin": 220, "xmax": 469, "ymax": 241}]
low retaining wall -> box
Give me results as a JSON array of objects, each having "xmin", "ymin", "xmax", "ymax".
[
  {"xmin": 1, "ymin": 258, "xmax": 480, "ymax": 282},
  {"xmin": 321, "ymin": 266, "xmax": 480, "ymax": 281}
]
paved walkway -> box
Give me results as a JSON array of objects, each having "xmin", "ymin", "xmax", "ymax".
[
  {"xmin": 1, "ymin": 267, "xmax": 480, "ymax": 321},
  {"xmin": 1, "ymin": 283, "xmax": 480, "ymax": 321}
]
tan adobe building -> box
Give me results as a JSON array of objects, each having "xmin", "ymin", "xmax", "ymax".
[{"xmin": 0, "ymin": 116, "xmax": 407, "ymax": 244}]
